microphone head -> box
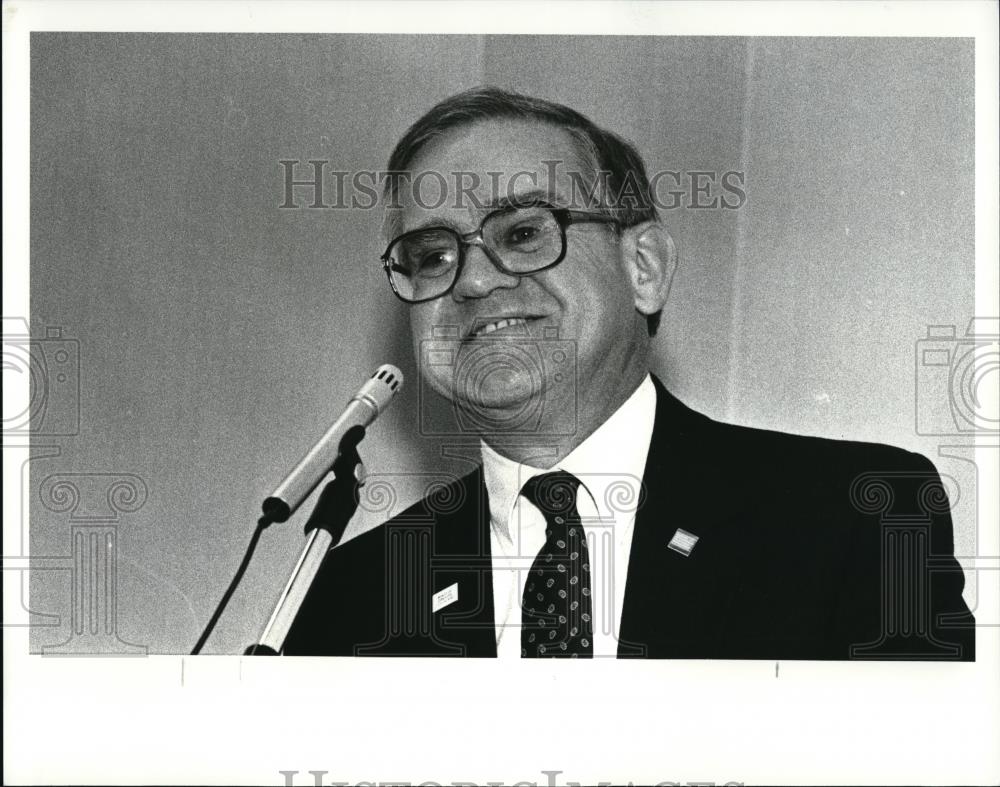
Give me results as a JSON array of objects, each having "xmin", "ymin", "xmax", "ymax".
[{"xmin": 354, "ymin": 363, "xmax": 404, "ymax": 414}]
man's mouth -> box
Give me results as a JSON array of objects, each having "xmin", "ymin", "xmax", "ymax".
[{"xmin": 468, "ymin": 316, "xmax": 537, "ymax": 339}]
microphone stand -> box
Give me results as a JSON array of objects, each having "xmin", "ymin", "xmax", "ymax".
[{"xmin": 245, "ymin": 425, "xmax": 367, "ymax": 655}]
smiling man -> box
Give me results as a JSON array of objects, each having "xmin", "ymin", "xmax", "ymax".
[
  {"xmin": 393, "ymin": 117, "xmax": 671, "ymax": 465},
  {"xmin": 283, "ymin": 87, "xmax": 975, "ymax": 660}
]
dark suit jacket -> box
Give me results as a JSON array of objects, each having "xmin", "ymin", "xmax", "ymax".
[{"xmin": 284, "ymin": 377, "xmax": 975, "ymax": 659}]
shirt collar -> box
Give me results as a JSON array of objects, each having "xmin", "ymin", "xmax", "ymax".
[{"xmin": 481, "ymin": 374, "xmax": 657, "ymax": 540}]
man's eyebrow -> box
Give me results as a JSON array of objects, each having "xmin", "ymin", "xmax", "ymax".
[
  {"xmin": 482, "ymin": 188, "xmax": 564, "ymax": 211},
  {"xmin": 397, "ymin": 188, "xmax": 567, "ymax": 236},
  {"xmin": 401, "ymin": 216, "xmax": 467, "ymax": 235}
]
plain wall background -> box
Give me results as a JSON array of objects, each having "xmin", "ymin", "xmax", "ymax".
[{"xmin": 27, "ymin": 34, "xmax": 975, "ymax": 654}]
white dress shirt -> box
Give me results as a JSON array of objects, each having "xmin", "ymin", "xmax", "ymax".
[{"xmin": 481, "ymin": 374, "xmax": 657, "ymax": 658}]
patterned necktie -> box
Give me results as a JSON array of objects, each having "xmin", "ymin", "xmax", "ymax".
[{"xmin": 519, "ymin": 471, "xmax": 593, "ymax": 657}]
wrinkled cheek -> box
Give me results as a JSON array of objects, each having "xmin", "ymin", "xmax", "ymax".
[
  {"xmin": 409, "ymin": 304, "xmax": 439, "ymax": 349},
  {"xmin": 410, "ymin": 308, "xmax": 460, "ymax": 397},
  {"xmin": 424, "ymin": 360, "xmax": 457, "ymax": 399}
]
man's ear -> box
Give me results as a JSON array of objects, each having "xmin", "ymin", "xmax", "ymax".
[{"xmin": 620, "ymin": 221, "xmax": 677, "ymax": 317}]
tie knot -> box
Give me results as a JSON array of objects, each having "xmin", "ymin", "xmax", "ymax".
[{"xmin": 520, "ymin": 471, "xmax": 580, "ymax": 517}]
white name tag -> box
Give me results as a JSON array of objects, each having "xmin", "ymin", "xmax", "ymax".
[
  {"xmin": 668, "ymin": 528, "xmax": 699, "ymax": 557},
  {"xmin": 432, "ymin": 583, "xmax": 459, "ymax": 612}
]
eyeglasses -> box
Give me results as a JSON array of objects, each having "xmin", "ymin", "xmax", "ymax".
[{"xmin": 380, "ymin": 204, "xmax": 620, "ymax": 304}]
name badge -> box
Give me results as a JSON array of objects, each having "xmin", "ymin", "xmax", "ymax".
[
  {"xmin": 668, "ymin": 528, "xmax": 699, "ymax": 557},
  {"xmin": 432, "ymin": 583, "xmax": 459, "ymax": 612}
]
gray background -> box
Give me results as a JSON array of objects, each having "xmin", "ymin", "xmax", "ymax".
[{"xmin": 27, "ymin": 34, "xmax": 975, "ymax": 654}]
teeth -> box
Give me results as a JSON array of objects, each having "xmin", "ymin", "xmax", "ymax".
[{"xmin": 475, "ymin": 317, "xmax": 527, "ymax": 337}]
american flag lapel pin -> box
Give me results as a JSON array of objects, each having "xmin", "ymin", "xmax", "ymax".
[{"xmin": 667, "ymin": 528, "xmax": 699, "ymax": 557}]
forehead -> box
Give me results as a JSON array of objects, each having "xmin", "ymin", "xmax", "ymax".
[{"xmin": 392, "ymin": 119, "xmax": 596, "ymax": 233}]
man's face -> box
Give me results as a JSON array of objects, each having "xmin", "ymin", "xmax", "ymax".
[{"xmin": 397, "ymin": 119, "xmax": 649, "ymax": 437}]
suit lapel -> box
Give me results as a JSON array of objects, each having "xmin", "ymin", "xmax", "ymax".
[
  {"xmin": 618, "ymin": 377, "xmax": 760, "ymax": 657},
  {"xmin": 428, "ymin": 467, "xmax": 497, "ymax": 657},
  {"xmin": 424, "ymin": 379, "xmax": 761, "ymax": 659},
  {"xmin": 412, "ymin": 377, "xmax": 762, "ymax": 659}
]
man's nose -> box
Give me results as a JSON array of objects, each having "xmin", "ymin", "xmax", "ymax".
[{"xmin": 451, "ymin": 244, "xmax": 520, "ymax": 301}]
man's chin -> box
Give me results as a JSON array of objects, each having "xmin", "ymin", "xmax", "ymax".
[
  {"xmin": 447, "ymin": 374, "xmax": 548, "ymax": 431},
  {"xmin": 455, "ymin": 377, "xmax": 539, "ymax": 410}
]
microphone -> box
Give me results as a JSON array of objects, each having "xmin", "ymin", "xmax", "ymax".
[{"xmin": 261, "ymin": 364, "xmax": 403, "ymax": 524}]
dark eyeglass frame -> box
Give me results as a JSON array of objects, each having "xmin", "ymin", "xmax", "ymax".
[{"xmin": 380, "ymin": 205, "xmax": 620, "ymax": 304}]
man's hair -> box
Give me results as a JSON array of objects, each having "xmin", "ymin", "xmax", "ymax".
[{"xmin": 384, "ymin": 86, "xmax": 663, "ymax": 336}]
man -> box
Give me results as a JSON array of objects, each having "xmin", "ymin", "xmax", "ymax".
[{"xmin": 284, "ymin": 87, "xmax": 975, "ymax": 659}]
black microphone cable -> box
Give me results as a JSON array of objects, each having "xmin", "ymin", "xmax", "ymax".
[{"xmin": 190, "ymin": 514, "xmax": 273, "ymax": 655}]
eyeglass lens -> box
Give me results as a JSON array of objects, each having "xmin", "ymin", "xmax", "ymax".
[{"xmin": 386, "ymin": 206, "xmax": 563, "ymax": 301}]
